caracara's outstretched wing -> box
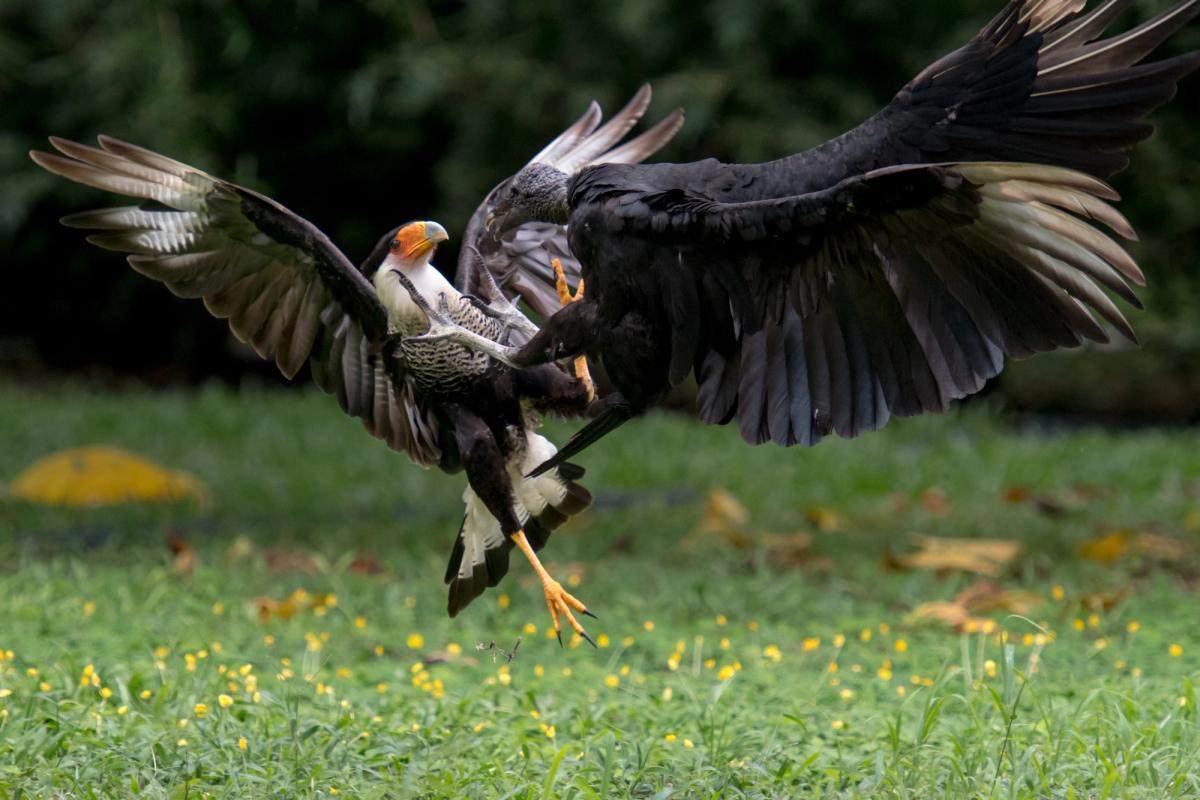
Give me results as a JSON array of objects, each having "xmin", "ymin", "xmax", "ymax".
[
  {"xmin": 30, "ymin": 137, "xmax": 442, "ymax": 465},
  {"xmin": 456, "ymin": 84, "xmax": 684, "ymax": 320}
]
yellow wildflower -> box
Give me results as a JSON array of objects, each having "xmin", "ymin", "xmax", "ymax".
[
  {"xmin": 1169, "ymin": 644, "xmax": 1183, "ymax": 657},
  {"xmin": 218, "ymin": 694, "xmax": 234, "ymax": 708},
  {"xmin": 717, "ymin": 665, "xmax": 735, "ymax": 681},
  {"xmin": 407, "ymin": 633, "xmax": 424, "ymax": 649},
  {"xmin": 603, "ymin": 674, "xmax": 619, "ymax": 688},
  {"xmin": 238, "ymin": 737, "xmax": 247, "ymax": 751}
]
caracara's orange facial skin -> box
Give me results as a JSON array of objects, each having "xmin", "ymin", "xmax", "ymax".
[{"xmin": 390, "ymin": 221, "xmax": 449, "ymax": 261}]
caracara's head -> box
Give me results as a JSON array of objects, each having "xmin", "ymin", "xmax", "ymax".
[
  {"xmin": 388, "ymin": 220, "xmax": 449, "ymax": 269},
  {"xmin": 363, "ymin": 220, "xmax": 449, "ymax": 277},
  {"xmin": 487, "ymin": 163, "xmax": 571, "ymax": 235}
]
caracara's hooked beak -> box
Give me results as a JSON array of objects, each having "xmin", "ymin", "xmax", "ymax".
[{"xmin": 390, "ymin": 220, "xmax": 450, "ymax": 262}]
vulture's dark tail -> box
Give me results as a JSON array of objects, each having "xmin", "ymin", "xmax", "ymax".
[{"xmin": 527, "ymin": 402, "xmax": 633, "ymax": 478}]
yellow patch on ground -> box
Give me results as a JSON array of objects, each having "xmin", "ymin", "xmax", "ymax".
[{"xmin": 8, "ymin": 446, "xmax": 208, "ymax": 507}]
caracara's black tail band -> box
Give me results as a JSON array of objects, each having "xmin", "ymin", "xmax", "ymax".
[{"xmin": 527, "ymin": 402, "xmax": 633, "ymax": 477}]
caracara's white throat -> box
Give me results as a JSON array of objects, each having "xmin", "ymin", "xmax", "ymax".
[{"xmin": 373, "ymin": 253, "xmax": 463, "ymax": 336}]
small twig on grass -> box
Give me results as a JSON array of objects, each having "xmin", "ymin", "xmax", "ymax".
[{"xmin": 475, "ymin": 637, "xmax": 522, "ymax": 663}]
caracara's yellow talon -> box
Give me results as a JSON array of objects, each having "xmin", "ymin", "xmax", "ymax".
[
  {"xmin": 511, "ymin": 528, "xmax": 597, "ymax": 648},
  {"xmin": 550, "ymin": 259, "xmax": 596, "ymax": 402}
]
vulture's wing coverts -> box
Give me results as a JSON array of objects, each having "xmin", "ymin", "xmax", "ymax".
[
  {"xmin": 484, "ymin": 0, "xmax": 1200, "ymax": 475},
  {"xmin": 30, "ymin": 136, "xmax": 442, "ymax": 465},
  {"xmin": 455, "ymin": 84, "xmax": 684, "ymax": 321}
]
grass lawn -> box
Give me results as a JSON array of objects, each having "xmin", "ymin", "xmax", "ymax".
[{"xmin": 1, "ymin": 383, "xmax": 1199, "ymax": 798}]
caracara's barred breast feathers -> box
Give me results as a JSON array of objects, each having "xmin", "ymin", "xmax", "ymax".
[{"xmin": 398, "ymin": 294, "xmax": 506, "ymax": 395}]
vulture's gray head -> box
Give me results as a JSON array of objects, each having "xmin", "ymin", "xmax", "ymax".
[{"xmin": 487, "ymin": 162, "xmax": 571, "ymax": 234}]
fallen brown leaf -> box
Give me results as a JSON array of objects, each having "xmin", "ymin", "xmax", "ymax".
[
  {"xmin": 165, "ymin": 531, "xmax": 195, "ymax": 575},
  {"xmin": 762, "ymin": 532, "xmax": 819, "ymax": 568},
  {"xmin": 920, "ymin": 488, "xmax": 951, "ymax": 517},
  {"xmin": 890, "ymin": 535, "xmax": 1021, "ymax": 576},
  {"xmin": 251, "ymin": 595, "xmax": 298, "ymax": 622},
  {"xmin": 10, "ymin": 446, "xmax": 209, "ymax": 507},
  {"xmin": 264, "ymin": 549, "xmax": 319, "ymax": 574},
  {"xmin": 1080, "ymin": 531, "xmax": 1191, "ymax": 565},
  {"xmin": 696, "ymin": 487, "xmax": 749, "ymax": 534},
  {"xmin": 350, "ymin": 554, "xmax": 386, "ymax": 576},
  {"xmin": 1079, "ymin": 586, "xmax": 1134, "ymax": 612},
  {"xmin": 1003, "ymin": 486, "xmax": 1031, "ymax": 504},
  {"xmin": 225, "ymin": 536, "xmax": 255, "ymax": 563},
  {"xmin": 907, "ymin": 601, "xmax": 986, "ymax": 630},
  {"xmin": 954, "ymin": 580, "xmax": 1043, "ymax": 615},
  {"xmin": 805, "ymin": 506, "xmax": 842, "ymax": 532}
]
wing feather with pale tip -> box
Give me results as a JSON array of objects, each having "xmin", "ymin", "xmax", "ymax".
[
  {"xmin": 30, "ymin": 136, "xmax": 442, "ymax": 466},
  {"xmin": 455, "ymin": 84, "xmax": 684, "ymax": 321}
]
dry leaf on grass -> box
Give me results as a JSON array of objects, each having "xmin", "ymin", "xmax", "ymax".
[
  {"xmin": 251, "ymin": 588, "xmax": 334, "ymax": 622},
  {"xmin": 907, "ymin": 601, "xmax": 986, "ymax": 630},
  {"xmin": 1079, "ymin": 586, "xmax": 1134, "ymax": 612},
  {"xmin": 907, "ymin": 580, "xmax": 1043, "ymax": 631},
  {"xmin": 1079, "ymin": 530, "xmax": 1191, "ymax": 564},
  {"xmin": 805, "ymin": 506, "xmax": 842, "ymax": 532},
  {"xmin": 350, "ymin": 554, "xmax": 386, "ymax": 576},
  {"xmin": 689, "ymin": 487, "xmax": 822, "ymax": 568},
  {"xmin": 9, "ymin": 446, "xmax": 208, "ymax": 507},
  {"xmin": 695, "ymin": 487, "xmax": 750, "ymax": 535},
  {"xmin": 888, "ymin": 535, "xmax": 1021, "ymax": 576},
  {"xmin": 165, "ymin": 531, "xmax": 195, "ymax": 575},
  {"xmin": 920, "ymin": 488, "xmax": 951, "ymax": 517},
  {"xmin": 264, "ymin": 549, "xmax": 320, "ymax": 574}
]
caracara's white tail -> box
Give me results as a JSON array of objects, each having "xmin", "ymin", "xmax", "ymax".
[{"xmin": 445, "ymin": 431, "xmax": 591, "ymax": 616}]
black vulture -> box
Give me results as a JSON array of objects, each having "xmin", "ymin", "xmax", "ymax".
[
  {"xmin": 470, "ymin": 0, "xmax": 1200, "ymax": 476},
  {"xmin": 29, "ymin": 87, "xmax": 683, "ymax": 643}
]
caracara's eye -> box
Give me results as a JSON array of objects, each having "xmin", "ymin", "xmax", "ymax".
[{"xmin": 389, "ymin": 239, "xmax": 402, "ymax": 251}]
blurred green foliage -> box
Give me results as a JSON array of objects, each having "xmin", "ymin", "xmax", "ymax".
[{"xmin": 2, "ymin": 0, "xmax": 1198, "ymax": 390}]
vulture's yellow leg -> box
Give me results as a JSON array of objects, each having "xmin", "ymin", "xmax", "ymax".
[
  {"xmin": 511, "ymin": 529, "xmax": 596, "ymax": 647},
  {"xmin": 551, "ymin": 258, "xmax": 595, "ymax": 403}
]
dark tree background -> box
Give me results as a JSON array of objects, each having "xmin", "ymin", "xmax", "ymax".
[{"xmin": 3, "ymin": 0, "xmax": 1198, "ymax": 409}]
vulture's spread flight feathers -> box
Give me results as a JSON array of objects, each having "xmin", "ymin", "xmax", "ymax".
[
  {"xmin": 486, "ymin": 0, "xmax": 1200, "ymax": 475},
  {"xmin": 457, "ymin": 84, "xmax": 684, "ymax": 321}
]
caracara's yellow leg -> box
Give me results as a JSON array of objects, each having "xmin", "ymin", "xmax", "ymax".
[
  {"xmin": 511, "ymin": 529, "xmax": 596, "ymax": 647},
  {"xmin": 551, "ymin": 258, "xmax": 595, "ymax": 403}
]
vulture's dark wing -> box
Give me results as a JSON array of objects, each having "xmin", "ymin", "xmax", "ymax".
[
  {"xmin": 774, "ymin": 0, "xmax": 1200, "ymax": 191},
  {"xmin": 572, "ymin": 160, "xmax": 1143, "ymax": 447},
  {"xmin": 455, "ymin": 84, "xmax": 684, "ymax": 320},
  {"xmin": 30, "ymin": 137, "xmax": 442, "ymax": 465}
]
